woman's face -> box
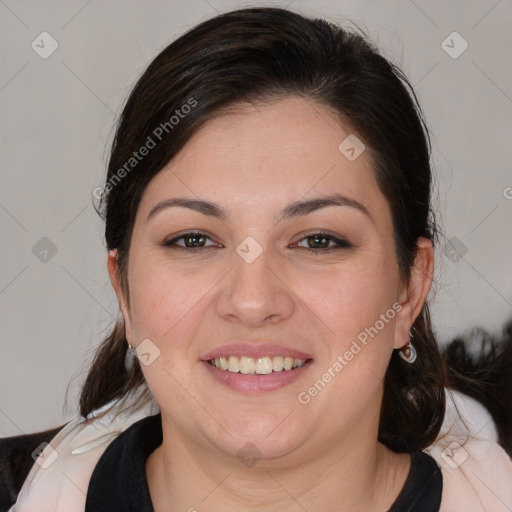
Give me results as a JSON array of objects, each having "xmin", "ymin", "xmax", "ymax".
[{"xmin": 109, "ymin": 97, "xmax": 430, "ymax": 464}]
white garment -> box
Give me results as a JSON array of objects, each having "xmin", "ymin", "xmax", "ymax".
[
  {"xmin": 426, "ymin": 389, "xmax": 512, "ymax": 511},
  {"xmin": 9, "ymin": 388, "xmax": 512, "ymax": 512},
  {"xmin": 10, "ymin": 388, "xmax": 159, "ymax": 512}
]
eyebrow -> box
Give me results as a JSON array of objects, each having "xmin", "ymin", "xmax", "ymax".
[{"xmin": 146, "ymin": 193, "xmax": 372, "ymax": 224}]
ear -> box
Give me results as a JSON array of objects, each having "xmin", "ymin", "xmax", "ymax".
[
  {"xmin": 394, "ymin": 237, "xmax": 434, "ymax": 349},
  {"xmin": 107, "ymin": 249, "xmax": 134, "ymax": 344}
]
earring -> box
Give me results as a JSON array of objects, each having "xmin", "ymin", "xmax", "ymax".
[
  {"xmin": 124, "ymin": 343, "xmax": 136, "ymax": 371},
  {"xmin": 399, "ymin": 330, "xmax": 417, "ymax": 363}
]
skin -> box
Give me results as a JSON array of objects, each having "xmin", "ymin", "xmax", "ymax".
[{"xmin": 108, "ymin": 97, "xmax": 434, "ymax": 511}]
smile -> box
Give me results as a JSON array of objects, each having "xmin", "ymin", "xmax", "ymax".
[{"xmin": 209, "ymin": 355, "xmax": 308, "ymax": 374}]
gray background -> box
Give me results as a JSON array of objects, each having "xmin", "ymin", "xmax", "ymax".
[{"xmin": 1, "ymin": 0, "xmax": 511, "ymax": 436}]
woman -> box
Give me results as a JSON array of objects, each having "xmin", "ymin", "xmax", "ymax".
[{"xmin": 2, "ymin": 7, "xmax": 511, "ymax": 512}]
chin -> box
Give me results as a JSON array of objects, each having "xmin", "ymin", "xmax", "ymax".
[{"xmin": 204, "ymin": 415, "xmax": 304, "ymax": 462}]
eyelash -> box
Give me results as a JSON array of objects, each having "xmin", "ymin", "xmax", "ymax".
[{"xmin": 162, "ymin": 231, "xmax": 352, "ymax": 254}]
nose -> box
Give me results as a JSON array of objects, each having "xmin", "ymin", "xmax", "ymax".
[{"xmin": 215, "ymin": 241, "xmax": 295, "ymax": 328}]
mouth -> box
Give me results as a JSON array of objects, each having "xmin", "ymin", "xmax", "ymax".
[
  {"xmin": 208, "ymin": 355, "xmax": 310, "ymax": 374},
  {"xmin": 201, "ymin": 354, "xmax": 313, "ymax": 393},
  {"xmin": 200, "ymin": 343, "xmax": 314, "ymax": 393}
]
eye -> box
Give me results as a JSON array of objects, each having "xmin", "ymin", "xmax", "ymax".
[
  {"xmin": 294, "ymin": 232, "xmax": 352, "ymax": 254},
  {"xmin": 162, "ymin": 232, "xmax": 220, "ymax": 252},
  {"xmin": 162, "ymin": 231, "xmax": 352, "ymax": 255}
]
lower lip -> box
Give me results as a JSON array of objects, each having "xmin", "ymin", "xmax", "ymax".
[{"xmin": 201, "ymin": 360, "xmax": 313, "ymax": 393}]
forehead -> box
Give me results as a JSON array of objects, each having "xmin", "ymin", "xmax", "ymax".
[{"xmin": 138, "ymin": 97, "xmax": 391, "ymax": 225}]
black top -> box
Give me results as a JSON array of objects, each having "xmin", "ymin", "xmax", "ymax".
[{"xmin": 85, "ymin": 413, "xmax": 442, "ymax": 511}]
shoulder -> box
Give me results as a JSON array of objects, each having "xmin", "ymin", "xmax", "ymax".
[
  {"xmin": 426, "ymin": 389, "xmax": 512, "ymax": 512},
  {"xmin": 8, "ymin": 389, "xmax": 159, "ymax": 512},
  {"xmin": 0, "ymin": 426, "xmax": 65, "ymax": 511}
]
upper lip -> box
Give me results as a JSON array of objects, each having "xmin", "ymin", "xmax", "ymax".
[{"xmin": 201, "ymin": 342, "xmax": 313, "ymax": 361}]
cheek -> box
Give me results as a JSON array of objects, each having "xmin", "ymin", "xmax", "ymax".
[
  {"xmin": 291, "ymin": 252, "xmax": 400, "ymax": 410},
  {"xmin": 292, "ymin": 254, "xmax": 400, "ymax": 343},
  {"xmin": 297, "ymin": 270, "xmax": 399, "ymax": 424},
  {"xmin": 126, "ymin": 258, "xmax": 214, "ymax": 405},
  {"xmin": 126, "ymin": 254, "xmax": 226, "ymax": 353}
]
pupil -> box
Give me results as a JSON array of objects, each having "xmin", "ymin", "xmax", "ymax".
[
  {"xmin": 185, "ymin": 234, "xmax": 205, "ymax": 247},
  {"xmin": 309, "ymin": 235, "xmax": 328, "ymax": 248}
]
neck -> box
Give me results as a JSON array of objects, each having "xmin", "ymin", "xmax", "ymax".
[{"xmin": 146, "ymin": 418, "xmax": 411, "ymax": 512}]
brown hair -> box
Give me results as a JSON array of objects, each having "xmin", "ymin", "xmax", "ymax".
[
  {"xmin": 443, "ymin": 319, "xmax": 512, "ymax": 456},
  {"xmin": 81, "ymin": 7, "xmax": 445, "ymax": 452}
]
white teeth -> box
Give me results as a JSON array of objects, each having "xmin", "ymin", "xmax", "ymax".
[
  {"xmin": 256, "ymin": 357, "xmax": 273, "ymax": 374},
  {"xmin": 239, "ymin": 356, "xmax": 256, "ymax": 374},
  {"xmin": 209, "ymin": 355, "xmax": 307, "ymax": 374},
  {"xmin": 272, "ymin": 356, "xmax": 284, "ymax": 372},
  {"xmin": 228, "ymin": 356, "xmax": 238, "ymax": 373}
]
